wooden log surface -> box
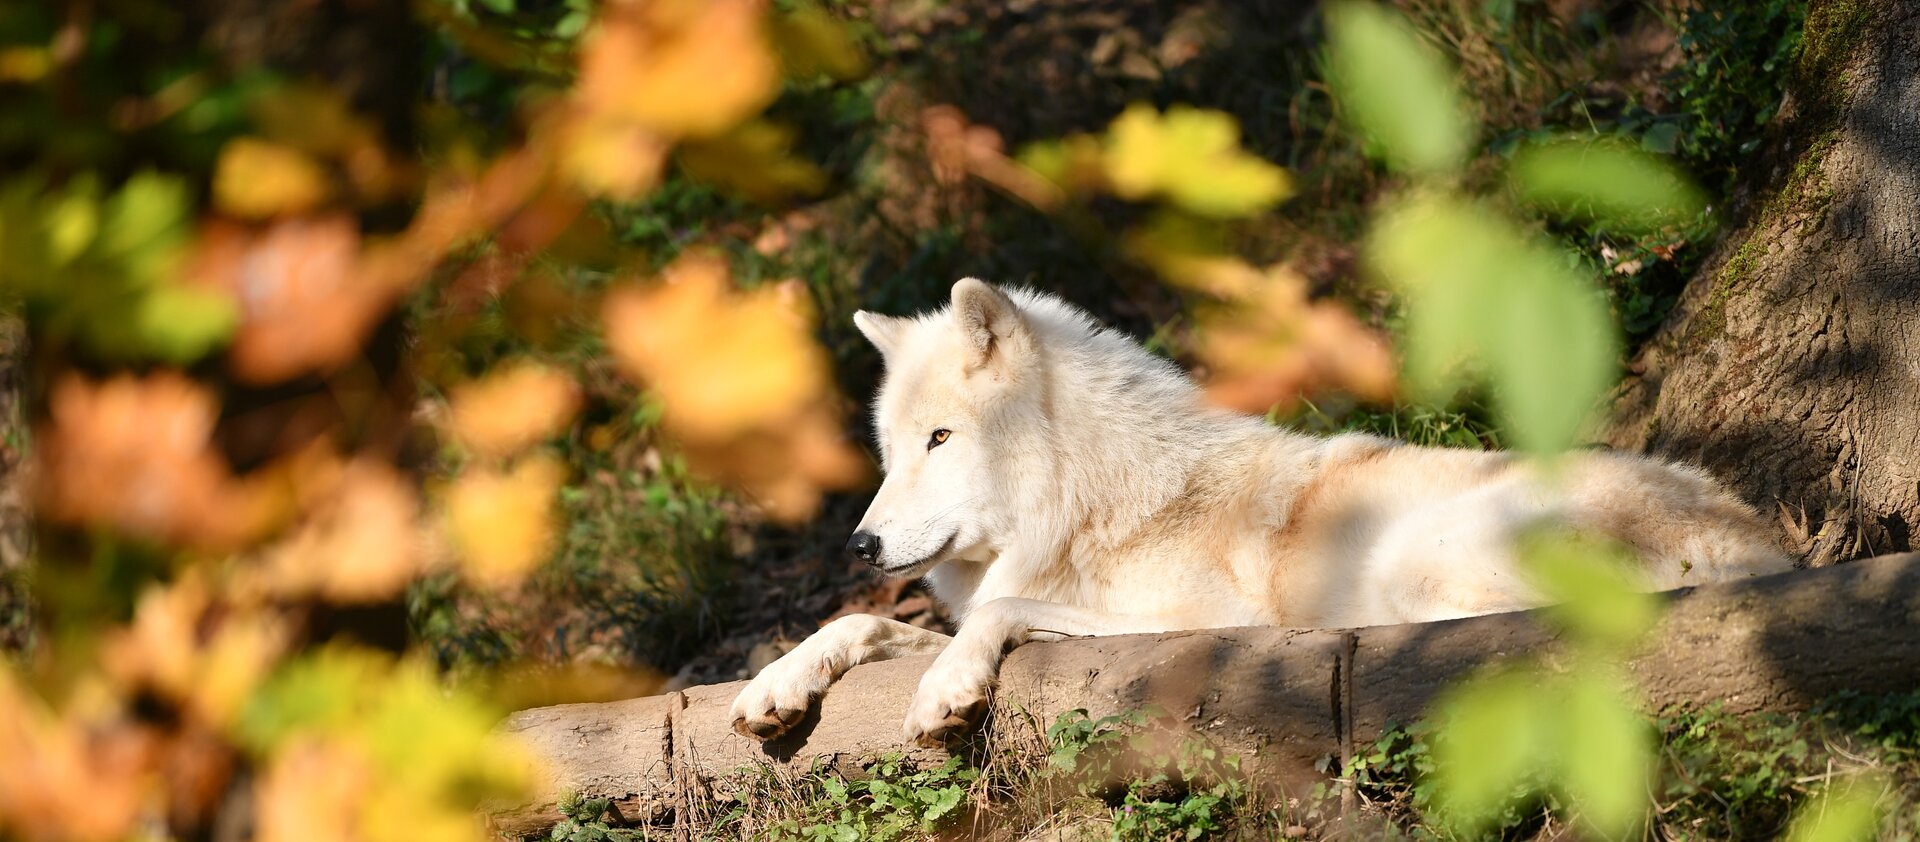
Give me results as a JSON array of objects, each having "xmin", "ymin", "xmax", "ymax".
[{"xmin": 488, "ymin": 552, "xmax": 1920, "ymax": 836}]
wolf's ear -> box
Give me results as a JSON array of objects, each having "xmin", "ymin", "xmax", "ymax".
[
  {"xmin": 950, "ymin": 277, "xmax": 1028, "ymax": 371},
  {"xmin": 853, "ymin": 310, "xmax": 907, "ymax": 359}
]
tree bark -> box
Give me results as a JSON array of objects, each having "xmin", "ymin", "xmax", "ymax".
[
  {"xmin": 487, "ymin": 553, "xmax": 1920, "ymax": 837},
  {"xmin": 1602, "ymin": 0, "xmax": 1920, "ymax": 565}
]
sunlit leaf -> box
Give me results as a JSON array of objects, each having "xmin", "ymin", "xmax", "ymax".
[
  {"xmin": 1, "ymin": 173, "xmax": 238, "ymax": 365},
  {"xmin": 444, "ymin": 455, "xmax": 565, "ymax": 589},
  {"xmin": 189, "ymin": 215, "xmax": 392, "ymax": 384},
  {"xmin": 677, "ymin": 121, "xmax": 829, "ymax": 203},
  {"xmin": 247, "ymin": 457, "xmax": 424, "ymax": 604},
  {"xmin": 133, "ymin": 281, "xmax": 240, "ymax": 364},
  {"xmin": 1189, "ymin": 265, "xmax": 1396, "ymax": 412},
  {"xmin": 1510, "ymin": 136, "xmax": 1707, "ymax": 233},
  {"xmin": 1368, "ymin": 193, "xmax": 1619, "ymax": 454},
  {"xmin": 576, "ymin": 0, "xmax": 779, "ymax": 139},
  {"xmin": 446, "ymin": 362, "xmax": 582, "ymax": 460},
  {"xmin": 1560, "ymin": 670, "xmax": 1652, "ymax": 838},
  {"xmin": 771, "ymin": 1, "xmax": 868, "ymax": 81},
  {"xmin": 1103, "ymin": 104, "xmax": 1292, "ymax": 218},
  {"xmin": 243, "ymin": 650, "xmax": 539, "ymax": 842},
  {"xmin": 600, "ymin": 255, "xmax": 866, "ymax": 520},
  {"xmin": 1786, "ymin": 778, "xmax": 1887, "ymax": 842},
  {"xmin": 1324, "ymin": 1, "xmax": 1473, "ymax": 175},
  {"xmin": 0, "ymin": 669, "xmax": 152, "ymax": 842},
  {"xmin": 214, "ymin": 138, "xmax": 334, "ymax": 219},
  {"xmin": 103, "ymin": 578, "xmax": 290, "ymax": 729},
  {"xmin": 35, "ymin": 372, "xmax": 270, "ymax": 549},
  {"xmin": 557, "ymin": 115, "xmax": 671, "ymax": 200},
  {"xmin": 602, "ymin": 254, "xmax": 827, "ymax": 439},
  {"xmin": 1519, "ymin": 531, "xmax": 1662, "ymax": 650},
  {"xmin": 1433, "ymin": 670, "xmax": 1549, "ymax": 829}
]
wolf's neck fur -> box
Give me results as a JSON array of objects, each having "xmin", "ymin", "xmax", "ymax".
[{"xmin": 990, "ymin": 303, "xmax": 1303, "ymax": 578}]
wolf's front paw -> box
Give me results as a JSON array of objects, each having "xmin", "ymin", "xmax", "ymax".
[
  {"xmin": 729, "ymin": 654, "xmax": 825, "ymax": 741},
  {"xmin": 902, "ymin": 664, "xmax": 992, "ymax": 748}
]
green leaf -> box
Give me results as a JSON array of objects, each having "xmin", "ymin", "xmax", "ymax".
[
  {"xmin": 1559, "ymin": 671, "xmax": 1652, "ymax": 838},
  {"xmin": 1786, "ymin": 779, "xmax": 1887, "ymax": 842},
  {"xmin": 1368, "ymin": 193, "xmax": 1619, "ymax": 454},
  {"xmin": 1509, "ymin": 136, "xmax": 1707, "ymax": 233},
  {"xmin": 924, "ymin": 786, "xmax": 963, "ymax": 821},
  {"xmin": 1324, "ymin": 1, "xmax": 1474, "ymax": 175},
  {"xmin": 1519, "ymin": 532, "xmax": 1662, "ymax": 649},
  {"xmin": 1432, "ymin": 670, "xmax": 1550, "ymax": 829},
  {"xmin": 1640, "ymin": 122, "xmax": 1682, "ymax": 156},
  {"xmin": 131, "ymin": 282, "xmax": 239, "ymax": 364}
]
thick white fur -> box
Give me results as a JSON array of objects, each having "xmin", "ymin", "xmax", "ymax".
[{"xmin": 730, "ymin": 279, "xmax": 1793, "ymax": 747}]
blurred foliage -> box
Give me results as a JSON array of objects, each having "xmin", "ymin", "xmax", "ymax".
[
  {"xmin": 1346, "ymin": 689, "xmax": 1920, "ymax": 839},
  {"xmin": 0, "ymin": 0, "xmax": 1847, "ymax": 837}
]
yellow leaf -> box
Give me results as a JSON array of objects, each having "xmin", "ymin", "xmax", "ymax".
[
  {"xmin": 248, "ymin": 458, "xmax": 424, "ymax": 604},
  {"xmin": 557, "ymin": 114, "xmax": 670, "ymax": 200},
  {"xmin": 446, "ymin": 362, "xmax": 582, "ymax": 459},
  {"xmin": 103, "ymin": 578, "xmax": 289, "ymax": 729},
  {"xmin": 444, "ymin": 455, "xmax": 564, "ymax": 589},
  {"xmin": 770, "ymin": 1, "xmax": 868, "ymax": 81},
  {"xmin": 577, "ymin": 0, "xmax": 779, "ymax": 139},
  {"xmin": 247, "ymin": 654, "xmax": 538, "ymax": 842},
  {"xmin": 601, "ymin": 253, "xmax": 827, "ymax": 440},
  {"xmin": 214, "ymin": 138, "xmax": 333, "ymax": 219},
  {"xmin": 600, "ymin": 255, "xmax": 866, "ymax": 520},
  {"xmin": 0, "ymin": 47, "xmax": 51, "ymax": 82},
  {"xmin": 1104, "ymin": 104, "xmax": 1292, "ymax": 218},
  {"xmin": 677, "ymin": 121, "xmax": 828, "ymax": 203}
]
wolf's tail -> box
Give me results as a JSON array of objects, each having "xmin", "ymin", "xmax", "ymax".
[{"xmin": 1562, "ymin": 451, "xmax": 1796, "ymax": 590}]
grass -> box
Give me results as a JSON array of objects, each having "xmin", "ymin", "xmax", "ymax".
[
  {"xmin": 1345, "ymin": 689, "xmax": 1920, "ymax": 840},
  {"xmin": 1280, "ymin": 396, "xmax": 1503, "ymax": 451},
  {"xmin": 573, "ymin": 707, "xmax": 1302, "ymax": 842},
  {"xmin": 535, "ymin": 689, "xmax": 1920, "ymax": 840}
]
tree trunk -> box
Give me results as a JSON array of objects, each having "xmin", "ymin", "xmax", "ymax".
[{"xmin": 1602, "ymin": 0, "xmax": 1920, "ymax": 565}]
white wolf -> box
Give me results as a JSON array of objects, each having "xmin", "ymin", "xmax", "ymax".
[{"xmin": 731, "ymin": 278, "xmax": 1792, "ymax": 747}]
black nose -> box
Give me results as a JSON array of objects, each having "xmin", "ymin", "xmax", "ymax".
[{"xmin": 847, "ymin": 531, "xmax": 881, "ymax": 563}]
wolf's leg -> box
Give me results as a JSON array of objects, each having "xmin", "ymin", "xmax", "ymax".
[
  {"xmin": 731, "ymin": 613, "xmax": 950, "ymax": 741},
  {"xmin": 902, "ymin": 597, "xmax": 1184, "ymax": 747}
]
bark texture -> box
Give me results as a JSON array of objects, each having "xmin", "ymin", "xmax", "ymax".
[
  {"xmin": 1603, "ymin": 0, "xmax": 1920, "ymax": 564},
  {"xmin": 488, "ymin": 553, "xmax": 1920, "ymax": 837}
]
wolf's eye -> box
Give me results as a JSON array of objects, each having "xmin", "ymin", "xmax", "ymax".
[{"xmin": 927, "ymin": 428, "xmax": 951, "ymax": 450}]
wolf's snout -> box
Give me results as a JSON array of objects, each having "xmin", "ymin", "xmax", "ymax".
[{"xmin": 847, "ymin": 531, "xmax": 882, "ymax": 564}]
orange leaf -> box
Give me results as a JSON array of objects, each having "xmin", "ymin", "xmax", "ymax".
[
  {"xmin": 444, "ymin": 456, "xmax": 565, "ymax": 589},
  {"xmin": 446, "ymin": 363, "xmax": 582, "ymax": 460}
]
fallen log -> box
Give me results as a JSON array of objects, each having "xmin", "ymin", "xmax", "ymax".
[{"xmin": 488, "ymin": 552, "xmax": 1920, "ymax": 836}]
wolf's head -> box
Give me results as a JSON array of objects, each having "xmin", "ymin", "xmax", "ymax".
[{"xmin": 846, "ymin": 278, "xmax": 1047, "ymax": 577}]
